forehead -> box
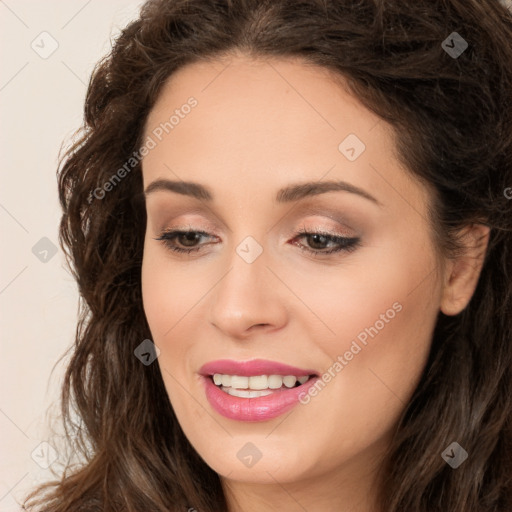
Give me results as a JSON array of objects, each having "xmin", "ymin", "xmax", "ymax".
[
  {"xmin": 144, "ymin": 54, "xmax": 380, "ymax": 152},
  {"xmin": 142, "ymin": 55, "xmax": 426, "ymax": 211}
]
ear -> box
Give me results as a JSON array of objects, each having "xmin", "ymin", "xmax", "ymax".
[{"xmin": 440, "ymin": 224, "xmax": 490, "ymax": 316}]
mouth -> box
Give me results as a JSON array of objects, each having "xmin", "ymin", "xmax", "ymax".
[
  {"xmin": 208, "ymin": 373, "xmax": 316, "ymax": 398},
  {"xmin": 199, "ymin": 359, "xmax": 320, "ymax": 421}
]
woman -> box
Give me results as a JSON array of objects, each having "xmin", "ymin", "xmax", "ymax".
[{"xmin": 24, "ymin": 0, "xmax": 512, "ymax": 510}]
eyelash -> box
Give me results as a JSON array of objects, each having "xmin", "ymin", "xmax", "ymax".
[{"xmin": 154, "ymin": 227, "xmax": 360, "ymax": 257}]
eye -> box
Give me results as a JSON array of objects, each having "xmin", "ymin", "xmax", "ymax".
[
  {"xmin": 291, "ymin": 227, "xmax": 360, "ymax": 257},
  {"xmin": 154, "ymin": 226, "xmax": 361, "ymax": 257},
  {"xmin": 155, "ymin": 228, "xmax": 215, "ymax": 254}
]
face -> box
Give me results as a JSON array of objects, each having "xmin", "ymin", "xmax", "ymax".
[{"xmin": 141, "ymin": 55, "xmax": 445, "ymax": 494}]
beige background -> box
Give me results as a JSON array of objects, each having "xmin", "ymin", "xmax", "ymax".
[
  {"xmin": 0, "ymin": 1, "xmax": 144, "ymax": 509},
  {"xmin": 1, "ymin": 0, "xmax": 511, "ymax": 510}
]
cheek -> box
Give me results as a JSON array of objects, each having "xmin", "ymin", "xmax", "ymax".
[
  {"xmin": 287, "ymin": 232, "xmax": 441, "ymax": 361},
  {"xmin": 141, "ymin": 245, "xmax": 219, "ymax": 399},
  {"xmin": 296, "ymin": 299, "xmax": 436, "ymax": 473},
  {"xmin": 141, "ymin": 252, "xmax": 199, "ymax": 415},
  {"xmin": 141, "ymin": 245, "xmax": 208, "ymax": 338},
  {"xmin": 291, "ymin": 239, "xmax": 441, "ymax": 452}
]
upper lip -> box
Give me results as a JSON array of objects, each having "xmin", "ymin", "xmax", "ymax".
[{"xmin": 199, "ymin": 358, "xmax": 318, "ymax": 377}]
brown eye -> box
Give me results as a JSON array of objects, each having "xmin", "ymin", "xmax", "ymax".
[
  {"xmin": 155, "ymin": 229, "xmax": 214, "ymax": 254},
  {"xmin": 291, "ymin": 229, "xmax": 360, "ymax": 256},
  {"xmin": 176, "ymin": 232, "xmax": 202, "ymax": 247}
]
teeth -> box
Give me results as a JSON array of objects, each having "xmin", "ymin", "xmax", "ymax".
[
  {"xmin": 249, "ymin": 375, "xmax": 268, "ymax": 390},
  {"xmin": 282, "ymin": 375, "xmax": 297, "ymax": 388},
  {"xmin": 231, "ymin": 375, "xmax": 249, "ymax": 388},
  {"xmin": 211, "ymin": 373, "xmax": 311, "ymax": 391},
  {"xmin": 224, "ymin": 387, "xmax": 273, "ymax": 398},
  {"xmin": 268, "ymin": 375, "xmax": 284, "ymax": 389}
]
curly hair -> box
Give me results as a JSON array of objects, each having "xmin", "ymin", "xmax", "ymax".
[{"xmin": 23, "ymin": 0, "xmax": 512, "ymax": 510}]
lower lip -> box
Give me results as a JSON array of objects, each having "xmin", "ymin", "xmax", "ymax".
[{"xmin": 202, "ymin": 375, "xmax": 319, "ymax": 422}]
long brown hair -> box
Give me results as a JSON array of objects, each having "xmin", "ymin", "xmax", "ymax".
[{"xmin": 23, "ymin": 0, "xmax": 512, "ymax": 510}]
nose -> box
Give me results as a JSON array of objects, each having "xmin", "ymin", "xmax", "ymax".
[{"xmin": 208, "ymin": 243, "xmax": 289, "ymax": 340}]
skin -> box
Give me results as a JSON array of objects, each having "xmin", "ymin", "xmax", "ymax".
[{"xmin": 140, "ymin": 53, "xmax": 489, "ymax": 512}]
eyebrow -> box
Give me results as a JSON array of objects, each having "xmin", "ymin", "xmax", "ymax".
[{"xmin": 144, "ymin": 178, "xmax": 381, "ymax": 205}]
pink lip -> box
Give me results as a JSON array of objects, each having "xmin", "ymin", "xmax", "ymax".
[
  {"xmin": 199, "ymin": 359, "xmax": 319, "ymax": 422},
  {"xmin": 199, "ymin": 358, "xmax": 317, "ymax": 377}
]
